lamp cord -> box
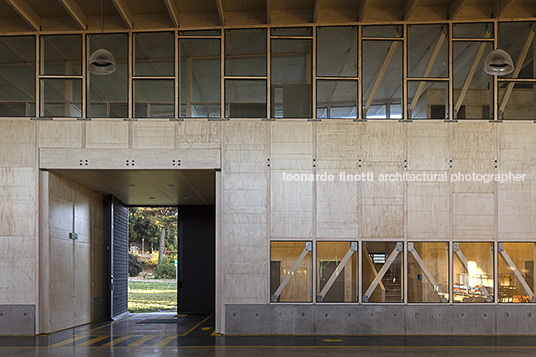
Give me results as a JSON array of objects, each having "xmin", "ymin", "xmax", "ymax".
[{"xmin": 101, "ymin": 0, "xmax": 104, "ymax": 49}]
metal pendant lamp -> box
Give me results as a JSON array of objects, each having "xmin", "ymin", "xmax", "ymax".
[
  {"xmin": 484, "ymin": 0, "xmax": 514, "ymax": 75},
  {"xmin": 88, "ymin": 0, "xmax": 116, "ymax": 75}
]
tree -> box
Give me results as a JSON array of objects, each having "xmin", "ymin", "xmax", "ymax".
[{"xmin": 128, "ymin": 207, "xmax": 178, "ymax": 260}]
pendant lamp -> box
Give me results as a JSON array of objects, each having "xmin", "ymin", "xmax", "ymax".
[
  {"xmin": 484, "ymin": 1, "xmax": 514, "ymax": 75},
  {"xmin": 88, "ymin": 0, "xmax": 116, "ymax": 75}
]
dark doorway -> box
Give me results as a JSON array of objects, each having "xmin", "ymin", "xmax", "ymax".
[
  {"xmin": 178, "ymin": 205, "xmax": 216, "ymax": 314},
  {"xmin": 110, "ymin": 196, "xmax": 129, "ymax": 319}
]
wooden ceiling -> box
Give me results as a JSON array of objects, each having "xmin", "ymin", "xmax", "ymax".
[{"xmin": 0, "ymin": 0, "xmax": 535, "ymax": 34}]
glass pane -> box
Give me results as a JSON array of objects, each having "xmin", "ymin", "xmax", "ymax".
[
  {"xmin": 500, "ymin": 22, "xmax": 536, "ymax": 79},
  {"xmin": 271, "ymin": 39, "xmax": 312, "ymax": 118},
  {"xmin": 390, "ymin": 104, "xmax": 402, "ymax": 119},
  {"xmin": 316, "ymin": 80, "xmax": 357, "ymax": 118},
  {"xmin": 367, "ymin": 104, "xmax": 386, "ymax": 118},
  {"xmin": 271, "ymin": 28, "xmax": 312, "ymax": 36},
  {"xmin": 362, "ymin": 242, "xmax": 403, "ymax": 303},
  {"xmin": 270, "ymin": 241, "xmax": 312, "ymax": 303},
  {"xmin": 408, "ymin": 242, "xmax": 449, "ymax": 303},
  {"xmin": 88, "ymin": 34, "xmax": 127, "ymax": 118},
  {"xmin": 40, "ymin": 79, "xmax": 82, "ymax": 117},
  {"xmin": 408, "ymin": 81, "xmax": 448, "ymax": 119},
  {"xmin": 225, "ymin": 79, "xmax": 266, "ymax": 118},
  {"xmin": 134, "ymin": 32, "xmax": 174, "ymax": 76},
  {"xmin": 225, "ymin": 29, "xmax": 266, "ymax": 77},
  {"xmin": 179, "ymin": 30, "xmax": 220, "ymax": 36},
  {"xmin": 134, "ymin": 80, "xmax": 174, "ymax": 118},
  {"xmin": 41, "ymin": 35, "xmax": 81, "ymax": 75},
  {"xmin": 317, "ymin": 26, "xmax": 357, "ymax": 77},
  {"xmin": 453, "ymin": 42, "xmax": 493, "ymax": 119},
  {"xmin": 453, "ymin": 242, "xmax": 494, "ymax": 303},
  {"xmin": 363, "ymin": 25, "xmax": 402, "ymax": 38},
  {"xmin": 0, "ymin": 36, "xmax": 35, "ymax": 116},
  {"xmin": 408, "ymin": 25, "xmax": 448, "ymax": 78},
  {"xmin": 499, "ymin": 82, "xmax": 536, "ymax": 120},
  {"xmin": 499, "ymin": 243, "xmax": 536, "ymax": 303},
  {"xmin": 363, "ymin": 41, "xmax": 402, "ymax": 119},
  {"xmin": 180, "ymin": 39, "xmax": 221, "ymax": 118},
  {"xmin": 453, "ymin": 23, "xmax": 494, "ymax": 38},
  {"xmin": 316, "ymin": 242, "xmax": 357, "ymax": 303}
]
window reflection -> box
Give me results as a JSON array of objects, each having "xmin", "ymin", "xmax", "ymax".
[{"xmin": 453, "ymin": 242, "xmax": 494, "ymax": 303}]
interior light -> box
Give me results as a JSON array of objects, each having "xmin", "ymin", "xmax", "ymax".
[
  {"xmin": 88, "ymin": 0, "xmax": 116, "ymax": 76},
  {"xmin": 484, "ymin": 49, "xmax": 514, "ymax": 76}
]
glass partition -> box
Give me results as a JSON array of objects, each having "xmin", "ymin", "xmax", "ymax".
[
  {"xmin": 316, "ymin": 80, "xmax": 358, "ymax": 118},
  {"xmin": 453, "ymin": 41, "xmax": 493, "ymax": 119},
  {"xmin": 362, "ymin": 241, "xmax": 403, "ymax": 303},
  {"xmin": 499, "ymin": 82, "xmax": 536, "ymax": 120},
  {"xmin": 271, "ymin": 28, "xmax": 312, "ymax": 36},
  {"xmin": 498, "ymin": 242, "xmax": 536, "ymax": 303},
  {"xmin": 453, "ymin": 242, "xmax": 494, "ymax": 303},
  {"xmin": 179, "ymin": 38, "xmax": 221, "ymax": 118},
  {"xmin": 408, "ymin": 24, "xmax": 448, "ymax": 78},
  {"xmin": 225, "ymin": 28, "xmax": 266, "ymax": 77},
  {"xmin": 134, "ymin": 79, "xmax": 174, "ymax": 118},
  {"xmin": 271, "ymin": 39, "xmax": 312, "ymax": 118},
  {"xmin": 88, "ymin": 33, "xmax": 128, "ymax": 118},
  {"xmin": 41, "ymin": 35, "xmax": 81, "ymax": 76},
  {"xmin": 317, "ymin": 26, "xmax": 357, "ymax": 77},
  {"xmin": 362, "ymin": 40, "xmax": 402, "ymax": 119},
  {"xmin": 225, "ymin": 79, "xmax": 266, "ymax": 118},
  {"xmin": 499, "ymin": 22, "xmax": 536, "ymax": 79},
  {"xmin": 40, "ymin": 79, "xmax": 82, "ymax": 117},
  {"xmin": 408, "ymin": 242, "xmax": 449, "ymax": 303},
  {"xmin": 408, "ymin": 81, "xmax": 448, "ymax": 119},
  {"xmin": 0, "ymin": 36, "xmax": 35, "ymax": 117},
  {"xmin": 270, "ymin": 241, "xmax": 312, "ymax": 303},
  {"xmin": 134, "ymin": 32, "xmax": 174, "ymax": 77},
  {"xmin": 316, "ymin": 242, "xmax": 358, "ymax": 303}
]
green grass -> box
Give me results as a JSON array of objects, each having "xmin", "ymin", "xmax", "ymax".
[{"xmin": 128, "ymin": 281, "xmax": 177, "ymax": 313}]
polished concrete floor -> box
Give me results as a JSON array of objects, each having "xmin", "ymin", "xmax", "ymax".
[{"xmin": 1, "ymin": 313, "xmax": 536, "ymax": 356}]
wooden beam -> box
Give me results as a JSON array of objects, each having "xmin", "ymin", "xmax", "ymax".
[
  {"xmin": 111, "ymin": 0, "xmax": 133, "ymax": 29},
  {"xmin": 403, "ymin": 0, "xmax": 420, "ymax": 20},
  {"xmin": 5, "ymin": 0, "xmax": 40, "ymax": 31},
  {"xmin": 215, "ymin": 0, "xmax": 225, "ymax": 26},
  {"xmin": 58, "ymin": 0, "xmax": 87, "ymax": 30},
  {"xmin": 163, "ymin": 0, "xmax": 180, "ymax": 28},
  {"xmin": 358, "ymin": 0, "xmax": 372, "ymax": 22},
  {"xmin": 448, "ymin": 0, "xmax": 469, "ymax": 20},
  {"xmin": 313, "ymin": 0, "xmax": 321, "ymax": 23},
  {"xmin": 496, "ymin": 0, "xmax": 517, "ymax": 17},
  {"xmin": 267, "ymin": 0, "xmax": 271, "ymax": 25}
]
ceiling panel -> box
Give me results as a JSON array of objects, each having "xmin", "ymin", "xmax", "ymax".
[{"xmin": 49, "ymin": 169, "xmax": 215, "ymax": 206}]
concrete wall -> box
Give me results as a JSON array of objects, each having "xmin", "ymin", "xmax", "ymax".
[{"xmin": 1, "ymin": 119, "xmax": 536, "ymax": 335}]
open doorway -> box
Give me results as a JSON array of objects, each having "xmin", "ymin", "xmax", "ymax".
[{"xmin": 128, "ymin": 207, "xmax": 178, "ymax": 314}]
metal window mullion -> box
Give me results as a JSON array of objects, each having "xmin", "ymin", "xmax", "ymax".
[{"xmin": 40, "ymin": 75, "xmax": 83, "ymax": 79}]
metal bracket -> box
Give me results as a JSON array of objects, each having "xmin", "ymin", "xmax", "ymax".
[
  {"xmin": 170, "ymin": 118, "xmax": 184, "ymax": 121},
  {"xmin": 396, "ymin": 242, "xmax": 403, "ymax": 252}
]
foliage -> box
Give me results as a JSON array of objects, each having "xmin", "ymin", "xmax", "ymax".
[
  {"xmin": 128, "ymin": 252, "xmax": 143, "ymax": 277},
  {"xmin": 128, "ymin": 281, "xmax": 177, "ymax": 313},
  {"xmin": 128, "ymin": 207, "xmax": 178, "ymax": 251},
  {"xmin": 154, "ymin": 259, "xmax": 176, "ymax": 279}
]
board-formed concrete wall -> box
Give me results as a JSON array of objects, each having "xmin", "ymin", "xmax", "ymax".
[{"xmin": 1, "ymin": 119, "xmax": 536, "ymax": 335}]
